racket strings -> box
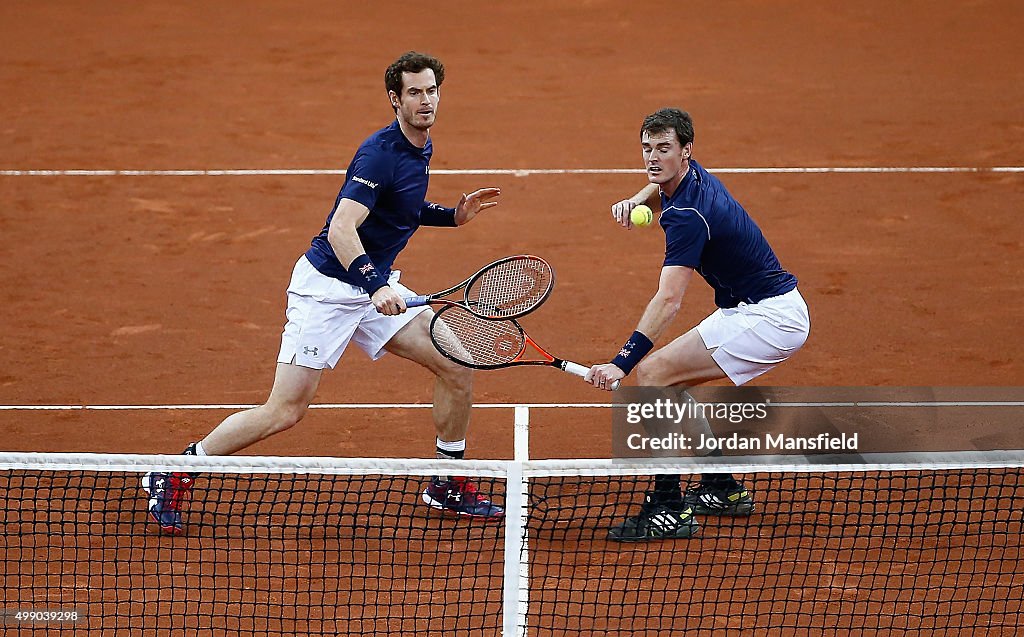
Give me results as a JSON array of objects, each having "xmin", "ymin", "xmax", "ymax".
[
  {"xmin": 431, "ymin": 306, "xmax": 525, "ymax": 367},
  {"xmin": 467, "ymin": 258, "xmax": 553, "ymax": 318}
]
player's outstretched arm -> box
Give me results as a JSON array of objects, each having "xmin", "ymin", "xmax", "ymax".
[
  {"xmin": 585, "ymin": 265, "xmax": 693, "ymax": 391},
  {"xmin": 611, "ymin": 183, "xmax": 659, "ymax": 228},
  {"xmin": 454, "ymin": 187, "xmax": 501, "ymax": 225},
  {"xmin": 634, "ymin": 266, "xmax": 693, "ymax": 342}
]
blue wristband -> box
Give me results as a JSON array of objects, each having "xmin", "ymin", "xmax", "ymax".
[
  {"xmin": 611, "ymin": 331, "xmax": 654, "ymax": 376},
  {"xmin": 349, "ymin": 254, "xmax": 388, "ymax": 296},
  {"xmin": 420, "ymin": 202, "xmax": 458, "ymax": 227}
]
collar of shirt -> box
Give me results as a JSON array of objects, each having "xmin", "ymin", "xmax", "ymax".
[
  {"xmin": 661, "ymin": 161, "xmax": 700, "ymax": 206},
  {"xmin": 386, "ymin": 120, "xmax": 432, "ymax": 157}
]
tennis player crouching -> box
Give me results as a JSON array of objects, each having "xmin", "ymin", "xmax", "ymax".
[
  {"xmin": 585, "ymin": 108, "xmax": 810, "ymax": 542},
  {"xmin": 142, "ymin": 51, "xmax": 503, "ymax": 536}
]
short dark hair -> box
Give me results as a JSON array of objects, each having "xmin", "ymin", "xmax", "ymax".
[
  {"xmin": 641, "ymin": 108, "xmax": 694, "ymax": 146},
  {"xmin": 385, "ymin": 51, "xmax": 445, "ymax": 98}
]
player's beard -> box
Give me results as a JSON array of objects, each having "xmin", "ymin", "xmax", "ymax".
[
  {"xmin": 413, "ymin": 112, "xmax": 435, "ymax": 130},
  {"xmin": 412, "ymin": 116, "xmax": 435, "ymax": 131},
  {"xmin": 401, "ymin": 107, "xmax": 436, "ymax": 132}
]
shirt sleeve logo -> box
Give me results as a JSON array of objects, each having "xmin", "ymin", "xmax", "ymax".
[{"xmin": 351, "ymin": 176, "xmax": 379, "ymax": 189}]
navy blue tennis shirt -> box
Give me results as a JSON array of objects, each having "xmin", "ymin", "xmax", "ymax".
[
  {"xmin": 305, "ymin": 121, "xmax": 456, "ymax": 289},
  {"xmin": 661, "ymin": 160, "xmax": 797, "ymax": 308}
]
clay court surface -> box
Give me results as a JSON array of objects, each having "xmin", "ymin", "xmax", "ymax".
[
  {"xmin": 1, "ymin": 1, "xmax": 1023, "ymax": 453},
  {"xmin": 1, "ymin": 1, "xmax": 1022, "ymax": 635}
]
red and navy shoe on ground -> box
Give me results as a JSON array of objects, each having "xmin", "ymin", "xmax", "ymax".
[
  {"xmin": 141, "ymin": 472, "xmax": 194, "ymax": 535},
  {"xmin": 422, "ymin": 476, "xmax": 504, "ymax": 519}
]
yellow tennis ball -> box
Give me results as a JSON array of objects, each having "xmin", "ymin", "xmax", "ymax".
[{"xmin": 630, "ymin": 204, "xmax": 653, "ymax": 227}]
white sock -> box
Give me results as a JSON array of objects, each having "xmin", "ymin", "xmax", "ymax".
[{"xmin": 436, "ymin": 438, "xmax": 466, "ymax": 461}]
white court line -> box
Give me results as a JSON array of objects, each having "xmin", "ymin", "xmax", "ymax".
[
  {"xmin": 1, "ymin": 401, "xmax": 1022, "ymax": 411},
  {"xmin": 2, "ymin": 166, "xmax": 1023, "ymax": 177}
]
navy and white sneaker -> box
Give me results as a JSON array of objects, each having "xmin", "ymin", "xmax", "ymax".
[
  {"xmin": 423, "ymin": 477, "xmax": 504, "ymax": 519},
  {"xmin": 142, "ymin": 472, "xmax": 194, "ymax": 535}
]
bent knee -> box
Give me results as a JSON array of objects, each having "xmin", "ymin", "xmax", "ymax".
[
  {"xmin": 435, "ymin": 357, "xmax": 473, "ymax": 387},
  {"xmin": 265, "ymin": 402, "xmax": 308, "ymax": 434},
  {"xmin": 635, "ymin": 356, "xmax": 673, "ymax": 387},
  {"xmin": 636, "ymin": 345, "xmax": 725, "ymax": 387}
]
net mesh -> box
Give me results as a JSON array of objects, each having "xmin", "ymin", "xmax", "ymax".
[
  {"xmin": 1, "ymin": 453, "xmax": 1022, "ymax": 636},
  {"xmin": 466, "ymin": 256, "xmax": 553, "ymax": 319},
  {"xmin": 525, "ymin": 468, "xmax": 1023, "ymax": 636},
  {"xmin": 0, "ymin": 466, "xmax": 505, "ymax": 636}
]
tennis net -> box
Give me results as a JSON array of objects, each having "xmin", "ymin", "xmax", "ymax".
[{"xmin": 1, "ymin": 451, "xmax": 1022, "ymax": 636}]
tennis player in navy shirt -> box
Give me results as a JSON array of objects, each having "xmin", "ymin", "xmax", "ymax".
[
  {"xmin": 143, "ymin": 52, "xmax": 503, "ymax": 535},
  {"xmin": 586, "ymin": 108, "xmax": 810, "ymax": 541}
]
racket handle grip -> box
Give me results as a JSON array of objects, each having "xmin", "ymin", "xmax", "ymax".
[
  {"xmin": 561, "ymin": 361, "xmax": 620, "ymax": 391},
  {"xmin": 404, "ymin": 295, "xmax": 429, "ymax": 308}
]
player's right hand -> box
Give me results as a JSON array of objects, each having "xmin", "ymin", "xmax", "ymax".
[
  {"xmin": 371, "ymin": 286, "xmax": 406, "ymax": 315},
  {"xmin": 585, "ymin": 363, "xmax": 626, "ymax": 391},
  {"xmin": 611, "ymin": 199, "xmax": 637, "ymax": 229}
]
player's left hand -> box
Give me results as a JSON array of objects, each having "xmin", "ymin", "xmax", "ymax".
[
  {"xmin": 454, "ymin": 187, "xmax": 501, "ymax": 225},
  {"xmin": 585, "ymin": 363, "xmax": 626, "ymax": 392}
]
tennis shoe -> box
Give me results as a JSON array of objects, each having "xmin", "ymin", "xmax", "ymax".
[
  {"xmin": 684, "ymin": 481, "xmax": 755, "ymax": 516},
  {"xmin": 607, "ymin": 492, "xmax": 699, "ymax": 542},
  {"xmin": 142, "ymin": 471, "xmax": 194, "ymax": 535},
  {"xmin": 423, "ymin": 477, "xmax": 504, "ymax": 519}
]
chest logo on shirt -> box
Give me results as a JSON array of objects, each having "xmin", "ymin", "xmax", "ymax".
[{"xmin": 351, "ymin": 175, "xmax": 379, "ymax": 189}]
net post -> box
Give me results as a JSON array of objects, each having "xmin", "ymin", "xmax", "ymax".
[
  {"xmin": 510, "ymin": 404, "xmax": 531, "ymax": 633},
  {"xmin": 514, "ymin": 405, "xmax": 530, "ymax": 461},
  {"xmin": 502, "ymin": 460, "xmax": 529, "ymax": 637}
]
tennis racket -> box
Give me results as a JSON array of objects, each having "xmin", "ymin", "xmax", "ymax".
[
  {"xmin": 404, "ymin": 255, "xmax": 554, "ymax": 319},
  {"xmin": 429, "ymin": 304, "xmax": 620, "ymax": 390}
]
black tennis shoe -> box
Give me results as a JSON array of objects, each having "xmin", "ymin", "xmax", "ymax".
[
  {"xmin": 607, "ymin": 492, "xmax": 699, "ymax": 542},
  {"xmin": 684, "ymin": 481, "xmax": 755, "ymax": 516}
]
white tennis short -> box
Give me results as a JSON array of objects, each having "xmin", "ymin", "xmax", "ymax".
[
  {"xmin": 696, "ymin": 287, "xmax": 810, "ymax": 386},
  {"xmin": 277, "ymin": 256, "xmax": 430, "ymax": 370}
]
